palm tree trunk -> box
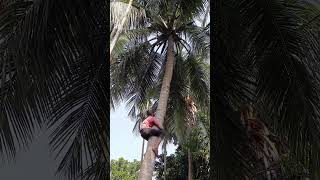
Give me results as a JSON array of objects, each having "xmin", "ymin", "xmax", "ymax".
[
  {"xmin": 138, "ymin": 35, "xmax": 175, "ymax": 179},
  {"xmin": 187, "ymin": 148, "xmax": 193, "ymax": 180},
  {"xmin": 110, "ymin": 0, "xmax": 133, "ymax": 56}
]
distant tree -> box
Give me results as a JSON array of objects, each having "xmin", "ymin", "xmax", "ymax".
[
  {"xmin": 155, "ymin": 125, "xmax": 209, "ymax": 180},
  {"xmin": 111, "ymin": 158, "xmax": 140, "ymax": 180},
  {"xmin": 155, "ymin": 146, "xmax": 188, "ymax": 180}
]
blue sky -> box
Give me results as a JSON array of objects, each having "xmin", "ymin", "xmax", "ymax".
[{"xmin": 110, "ymin": 103, "xmax": 177, "ymax": 162}]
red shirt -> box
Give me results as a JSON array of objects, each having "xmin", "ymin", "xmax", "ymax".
[{"xmin": 141, "ymin": 116, "xmax": 161, "ymax": 129}]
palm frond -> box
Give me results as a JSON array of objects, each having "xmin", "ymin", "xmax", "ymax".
[
  {"xmin": 1, "ymin": 0, "xmax": 108, "ymax": 179},
  {"xmin": 110, "ymin": 35, "xmax": 129, "ymax": 63},
  {"xmin": 0, "ymin": 0, "xmax": 39, "ymax": 160},
  {"xmin": 110, "ymin": 0, "xmax": 146, "ymax": 34},
  {"xmin": 81, "ymin": 156, "xmax": 108, "ymax": 180},
  {"xmin": 111, "ymin": 42, "xmax": 165, "ymax": 118},
  {"xmin": 184, "ymin": 54, "xmax": 209, "ymax": 110},
  {"xmin": 212, "ymin": 0, "xmax": 258, "ymax": 178},
  {"xmin": 180, "ymin": 24, "xmax": 210, "ymax": 58},
  {"xmin": 124, "ymin": 27, "xmax": 157, "ymax": 44},
  {"xmin": 212, "ymin": 54, "xmax": 256, "ymax": 179},
  {"xmin": 213, "ymin": 0, "xmax": 320, "ymax": 178},
  {"xmin": 239, "ymin": 0, "xmax": 320, "ymax": 176},
  {"xmin": 179, "ymin": 0, "xmax": 207, "ymax": 21},
  {"xmin": 47, "ymin": 61, "xmax": 108, "ymax": 180},
  {"xmin": 166, "ymin": 54, "xmax": 189, "ymax": 143}
]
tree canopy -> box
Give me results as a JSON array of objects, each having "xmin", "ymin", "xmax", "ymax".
[
  {"xmin": 111, "ymin": 158, "xmax": 140, "ymax": 180},
  {"xmin": 155, "ymin": 127, "xmax": 209, "ymax": 180}
]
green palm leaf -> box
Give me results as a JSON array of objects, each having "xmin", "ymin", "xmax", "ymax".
[
  {"xmin": 1, "ymin": 0, "xmax": 108, "ymax": 179},
  {"xmin": 111, "ymin": 42, "xmax": 164, "ymax": 118}
]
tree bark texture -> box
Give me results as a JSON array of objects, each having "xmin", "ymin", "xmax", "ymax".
[{"xmin": 138, "ymin": 35, "xmax": 175, "ymax": 179}]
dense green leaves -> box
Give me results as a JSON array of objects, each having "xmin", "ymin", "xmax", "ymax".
[
  {"xmin": 111, "ymin": 158, "xmax": 140, "ymax": 180},
  {"xmin": 155, "ymin": 126, "xmax": 210, "ymax": 180}
]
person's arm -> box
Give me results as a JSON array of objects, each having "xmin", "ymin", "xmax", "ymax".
[{"xmin": 152, "ymin": 117, "xmax": 163, "ymax": 129}]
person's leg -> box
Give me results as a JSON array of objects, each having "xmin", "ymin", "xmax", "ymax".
[
  {"xmin": 151, "ymin": 138, "xmax": 162, "ymax": 157},
  {"xmin": 140, "ymin": 128, "xmax": 164, "ymax": 157},
  {"xmin": 149, "ymin": 128, "xmax": 163, "ymax": 137},
  {"xmin": 148, "ymin": 128, "xmax": 163, "ymax": 156},
  {"xmin": 140, "ymin": 128, "xmax": 151, "ymax": 140}
]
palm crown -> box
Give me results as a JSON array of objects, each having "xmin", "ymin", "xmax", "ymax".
[{"xmin": 111, "ymin": 0, "xmax": 209, "ymax": 115}]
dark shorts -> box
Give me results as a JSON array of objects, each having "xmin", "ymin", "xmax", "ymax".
[{"xmin": 140, "ymin": 128, "xmax": 163, "ymax": 141}]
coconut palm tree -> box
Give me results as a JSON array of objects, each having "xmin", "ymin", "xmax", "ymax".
[
  {"xmin": 212, "ymin": 0, "xmax": 320, "ymax": 179},
  {"xmin": 111, "ymin": 0, "xmax": 209, "ymax": 178},
  {"xmin": 0, "ymin": 0, "xmax": 108, "ymax": 179},
  {"xmin": 112, "ymin": 40, "xmax": 209, "ymax": 179}
]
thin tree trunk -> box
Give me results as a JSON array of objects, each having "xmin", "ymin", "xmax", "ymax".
[
  {"xmin": 187, "ymin": 124, "xmax": 193, "ymax": 180},
  {"xmin": 138, "ymin": 35, "xmax": 175, "ymax": 179},
  {"xmin": 110, "ymin": 0, "xmax": 133, "ymax": 56},
  {"xmin": 163, "ymin": 140, "xmax": 167, "ymax": 180},
  {"xmin": 188, "ymin": 148, "xmax": 193, "ymax": 180},
  {"xmin": 141, "ymin": 139, "xmax": 145, "ymax": 163}
]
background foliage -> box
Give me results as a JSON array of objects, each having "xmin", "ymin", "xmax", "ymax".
[{"xmin": 111, "ymin": 158, "xmax": 140, "ymax": 180}]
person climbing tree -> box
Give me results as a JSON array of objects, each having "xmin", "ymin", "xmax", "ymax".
[{"xmin": 140, "ymin": 110, "xmax": 164, "ymax": 157}]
